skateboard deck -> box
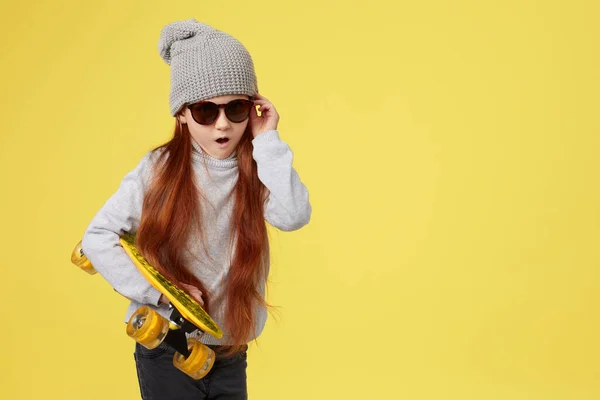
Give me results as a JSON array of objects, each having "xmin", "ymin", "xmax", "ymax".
[{"xmin": 119, "ymin": 233, "xmax": 223, "ymax": 339}]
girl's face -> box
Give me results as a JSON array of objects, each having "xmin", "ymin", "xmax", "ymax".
[{"xmin": 177, "ymin": 94, "xmax": 251, "ymax": 160}]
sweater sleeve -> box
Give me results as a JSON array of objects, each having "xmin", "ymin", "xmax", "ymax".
[
  {"xmin": 80, "ymin": 150, "xmax": 163, "ymax": 306},
  {"xmin": 251, "ymin": 130, "xmax": 312, "ymax": 231}
]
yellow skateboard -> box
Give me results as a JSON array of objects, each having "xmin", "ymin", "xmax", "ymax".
[{"xmin": 71, "ymin": 232, "xmax": 223, "ymax": 380}]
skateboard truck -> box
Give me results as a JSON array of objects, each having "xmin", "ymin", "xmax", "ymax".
[{"xmin": 161, "ymin": 305, "xmax": 205, "ymax": 358}]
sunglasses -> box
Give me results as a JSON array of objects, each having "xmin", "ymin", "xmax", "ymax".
[{"xmin": 186, "ymin": 97, "xmax": 255, "ymax": 125}]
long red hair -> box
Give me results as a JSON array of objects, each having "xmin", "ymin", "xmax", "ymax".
[{"xmin": 135, "ymin": 117, "xmax": 276, "ymax": 357}]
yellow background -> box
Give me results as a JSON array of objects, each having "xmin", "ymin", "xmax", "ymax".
[{"xmin": 1, "ymin": 0, "xmax": 598, "ymax": 398}]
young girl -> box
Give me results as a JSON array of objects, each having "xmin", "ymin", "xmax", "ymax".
[{"xmin": 81, "ymin": 18, "xmax": 311, "ymax": 399}]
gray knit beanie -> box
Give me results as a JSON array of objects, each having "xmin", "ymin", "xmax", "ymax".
[{"xmin": 158, "ymin": 18, "xmax": 258, "ymax": 116}]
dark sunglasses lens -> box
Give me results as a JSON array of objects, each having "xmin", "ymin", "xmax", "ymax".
[
  {"xmin": 191, "ymin": 102, "xmax": 218, "ymax": 125},
  {"xmin": 226, "ymin": 100, "xmax": 252, "ymax": 123}
]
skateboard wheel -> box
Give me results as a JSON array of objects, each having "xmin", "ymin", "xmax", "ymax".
[
  {"xmin": 126, "ymin": 306, "xmax": 170, "ymax": 349},
  {"xmin": 173, "ymin": 338, "xmax": 216, "ymax": 380},
  {"xmin": 71, "ymin": 240, "xmax": 97, "ymax": 275}
]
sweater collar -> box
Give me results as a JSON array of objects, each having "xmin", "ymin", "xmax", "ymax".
[{"xmin": 191, "ymin": 137, "xmax": 238, "ymax": 169}]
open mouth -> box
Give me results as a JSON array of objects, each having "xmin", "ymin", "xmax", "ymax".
[{"xmin": 216, "ymin": 138, "xmax": 229, "ymax": 144}]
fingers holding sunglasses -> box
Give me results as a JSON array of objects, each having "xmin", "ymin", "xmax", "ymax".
[
  {"xmin": 249, "ymin": 95, "xmax": 279, "ymax": 138},
  {"xmin": 252, "ymin": 92, "xmax": 272, "ymax": 108}
]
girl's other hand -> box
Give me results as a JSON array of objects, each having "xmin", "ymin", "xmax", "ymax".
[
  {"xmin": 179, "ymin": 282, "xmax": 205, "ymax": 306},
  {"xmin": 159, "ymin": 293, "xmax": 170, "ymax": 305}
]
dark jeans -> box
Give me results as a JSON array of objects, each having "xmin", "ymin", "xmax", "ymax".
[{"xmin": 133, "ymin": 341, "xmax": 248, "ymax": 399}]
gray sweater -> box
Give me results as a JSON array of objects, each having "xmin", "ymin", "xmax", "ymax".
[{"xmin": 81, "ymin": 129, "xmax": 311, "ymax": 345}]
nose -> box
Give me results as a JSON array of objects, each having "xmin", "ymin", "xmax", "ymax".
[{"xmin": 214, "ymin": 108, "xmax": 231, "ymax": 130}]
